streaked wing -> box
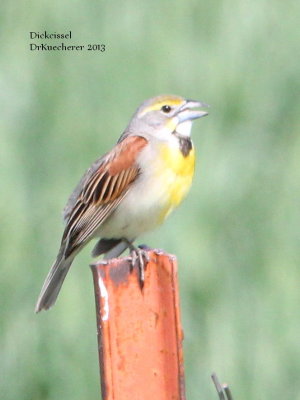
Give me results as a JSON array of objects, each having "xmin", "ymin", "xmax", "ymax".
[
  {"xmin": 61, "ymin": 135, "xmax": 148, "ymax": 257},
  {"xmin": 63, "ymin": 157, "xmax": 104, "ymax": 223}
]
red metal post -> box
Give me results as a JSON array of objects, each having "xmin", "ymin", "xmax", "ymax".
[{"xmin": 91, "ymin": 250, "xmax": 186, "ymax": 400}]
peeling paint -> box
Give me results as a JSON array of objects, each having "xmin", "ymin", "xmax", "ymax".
[{"xmin": 98, "ymin": 275, "xmax": 109, "ymax": 321}]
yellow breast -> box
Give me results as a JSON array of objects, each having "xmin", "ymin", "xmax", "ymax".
[{"xmin": 158, "ymin": 143, "xmax": 195, "ymax": 221}]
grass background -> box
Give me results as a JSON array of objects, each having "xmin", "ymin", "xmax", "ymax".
[{"xmin": 1, "ymin": 0, "xmax": 300, "ymax": 399}]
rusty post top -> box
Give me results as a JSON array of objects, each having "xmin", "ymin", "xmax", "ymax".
[{"xmin": 91, "ymin": 249, "xmax": 186, "ymax": 400}]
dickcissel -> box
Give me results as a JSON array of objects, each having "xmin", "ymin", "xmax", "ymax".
[{"xmin": 35, "ymin": 94, "xmax": 208, "ymax": 312}]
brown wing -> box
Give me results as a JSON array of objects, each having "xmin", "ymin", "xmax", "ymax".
[{"xmin": 61, "ymin": 135, "xmax": 148, "ymax": 257}]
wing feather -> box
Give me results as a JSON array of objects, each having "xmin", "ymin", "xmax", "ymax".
[
  {"xmin": 105, "ymin": 174, "xmax": 119, "ymax": 201},
  {"xmin": 83, "ymin": 171, "xmax": 106, "ymax": 203},
  {"xmin": 61, "ymin": 135, "xmax": 148, "ymax": 256}
]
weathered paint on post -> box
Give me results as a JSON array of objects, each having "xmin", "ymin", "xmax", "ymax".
[{"xmin": 91, "ymin": 250, "xmax": 186, "ymax": 400}]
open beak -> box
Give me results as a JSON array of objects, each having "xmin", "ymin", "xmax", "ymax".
[{"xmin": 176, "ymin": 99, "xmax": 209, "ymax": 123}]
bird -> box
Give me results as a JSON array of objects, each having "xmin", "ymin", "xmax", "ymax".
[{"xmin": 35, "ymin": 94, "xmax": 209, "ymax": 312}]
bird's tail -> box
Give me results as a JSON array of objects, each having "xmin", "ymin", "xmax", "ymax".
[{"xmin": 35, "ymin": 252, "xmax": 74, "ymax": 313}]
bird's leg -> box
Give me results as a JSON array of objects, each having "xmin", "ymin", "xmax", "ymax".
[{"xmin": 124, "ymin": 239, "xmax": 150, "ymax": 285}]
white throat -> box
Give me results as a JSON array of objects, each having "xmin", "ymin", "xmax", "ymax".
[{"xmin": 176, "ymin": 120, "xmax": 192, "ymax": 137}]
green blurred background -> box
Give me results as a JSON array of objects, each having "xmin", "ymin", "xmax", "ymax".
[{"xmin": 1, "ymin": 0, "xmax": 300, "ymax": 399}]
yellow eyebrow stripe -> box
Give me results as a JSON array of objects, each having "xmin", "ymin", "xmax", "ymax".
[{"xmin": 139, "ymin": 98, "xmax": 184, "ymax": 116}]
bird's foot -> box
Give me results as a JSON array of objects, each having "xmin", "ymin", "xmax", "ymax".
[
  {"xmin": 125, "ymin": 241, "xmax": 150, "ymax": 286},
  {"xmin": 130, "ymin": 247, "xmax": 150, "ymax": 286}
]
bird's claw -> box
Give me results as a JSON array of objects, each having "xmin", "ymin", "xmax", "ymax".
[{"xmin": 129, "ymin": 247, "xmax": 150, "ymax": 286}]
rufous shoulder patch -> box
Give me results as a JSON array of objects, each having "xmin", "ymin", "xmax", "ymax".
[{"xmin": 108, "ymin": 136, "xmax": 148, "ymax": 175}]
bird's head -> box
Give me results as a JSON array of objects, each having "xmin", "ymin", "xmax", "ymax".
[{"xmin": 127, "ymin": 94, "xmax": 209, "ymax": 140}]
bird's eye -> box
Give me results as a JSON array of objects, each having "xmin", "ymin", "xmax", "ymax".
[{"xmin": 161, "ymin": 105, "xmax": 171, "ymax": 113}]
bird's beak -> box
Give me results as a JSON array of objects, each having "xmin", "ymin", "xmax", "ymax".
[{"xmin": 176, "ymin": 100, "xmax": 209, "ymax": 123}]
